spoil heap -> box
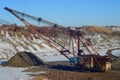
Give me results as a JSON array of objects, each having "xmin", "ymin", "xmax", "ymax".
[{"xmin": 3, "ymin": 51, "xmax": 45, "ymax": 67}]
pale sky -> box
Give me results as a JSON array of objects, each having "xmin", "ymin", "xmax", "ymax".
[{"xmin": 0, "ymin": 0, "xmax": 120, "ymax": 27}]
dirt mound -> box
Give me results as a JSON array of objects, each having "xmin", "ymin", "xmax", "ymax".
[{"xmin": 3, "ymin": 51, "xmax": 45, "ymax": 67}]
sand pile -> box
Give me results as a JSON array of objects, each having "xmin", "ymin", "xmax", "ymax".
[{"xmin": 3, "ymin": 51, "xmax": 45, "ymax": 67}]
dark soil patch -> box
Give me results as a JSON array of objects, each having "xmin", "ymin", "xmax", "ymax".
[
  {"xmin": 3, "ymin": 51, "xmax": 45, "ymax": 67},
  {"xmin": 112, "ymin": 60, "xmax": 120, "ymax": 71}
]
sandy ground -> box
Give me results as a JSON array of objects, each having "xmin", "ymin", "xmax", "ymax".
[
  {"xmin": 26, "ymin": 60, "xmax": 120, "ymax": 80},
  {"xmin": 29, "ymin": 68, "xmax": 120, "ymax": 80}
]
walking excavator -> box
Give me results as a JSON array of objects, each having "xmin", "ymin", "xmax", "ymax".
[{"xmin": 4, "ymin": 7, "xmax": 111, "ymax": 72}]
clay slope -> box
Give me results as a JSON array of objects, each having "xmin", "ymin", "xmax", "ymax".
[{"xmin": 81, "ymin": 26, "xmax": 112, "ymax": 34}]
